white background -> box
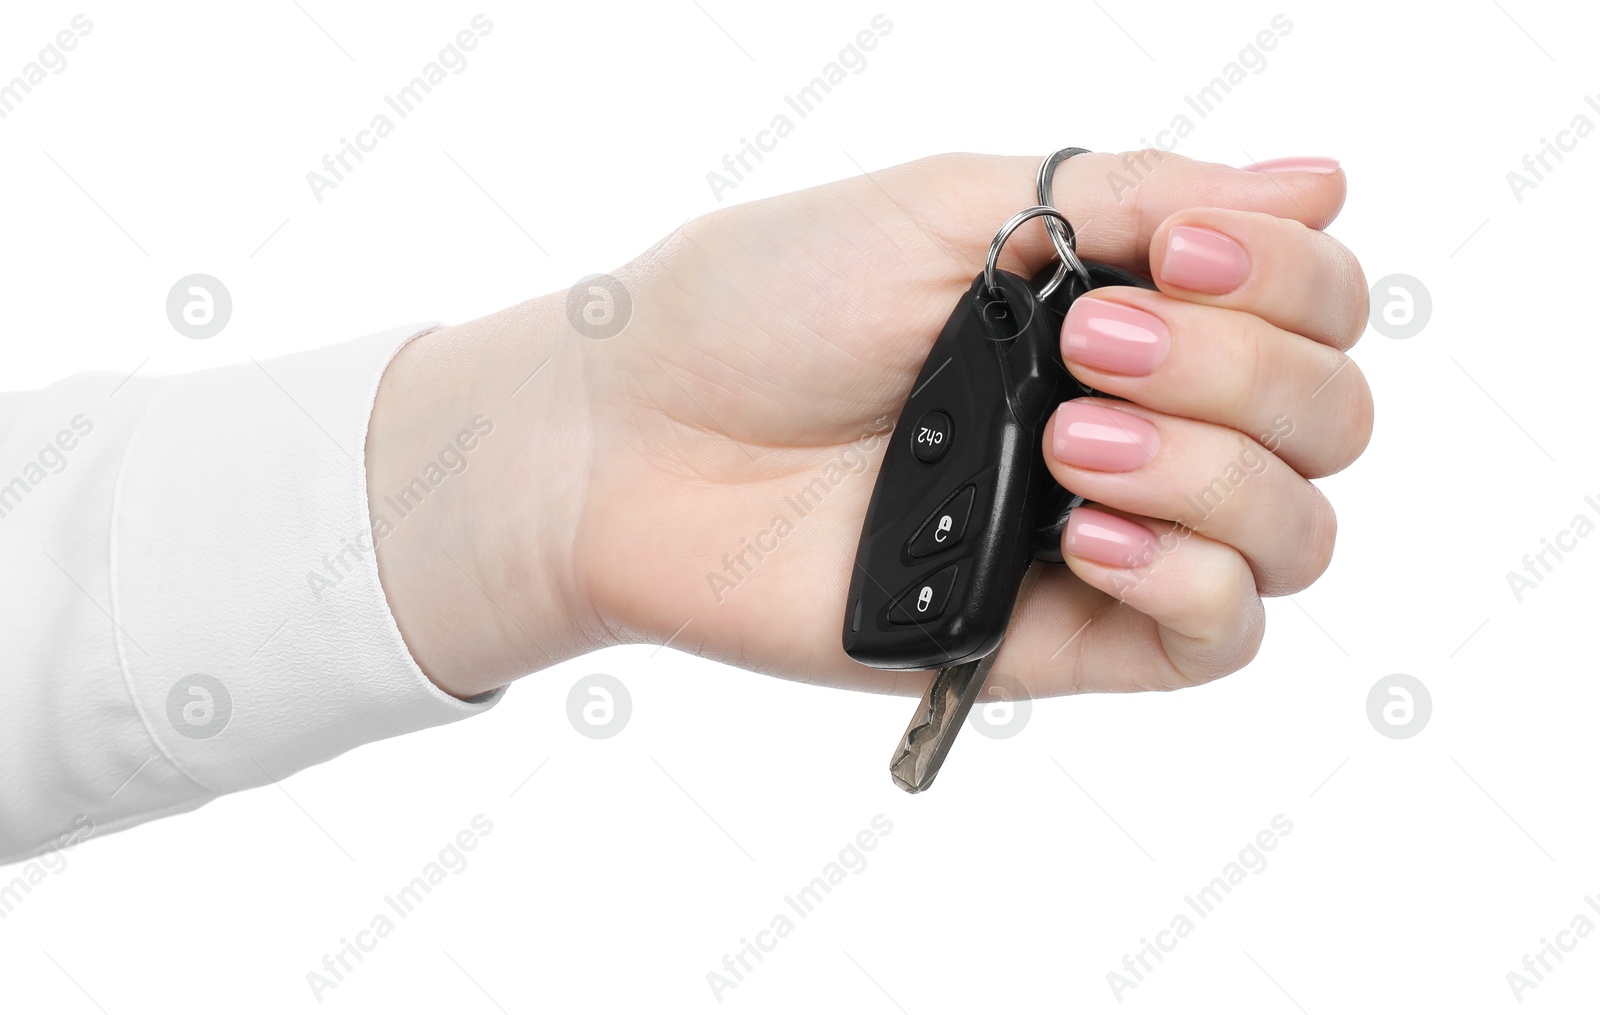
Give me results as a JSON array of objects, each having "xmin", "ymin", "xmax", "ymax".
[{"xmin": 2, "ymin": 0, "xmax": 1597, "ymax": 1011}]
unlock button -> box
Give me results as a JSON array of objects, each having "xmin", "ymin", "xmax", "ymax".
[
  {"xmin": 888, "ymin": 564, "xmax": 960, "ymax": 625},
  {"xmin": 906, "ymin": 486, "xmax": 976, "ymax": 558}
]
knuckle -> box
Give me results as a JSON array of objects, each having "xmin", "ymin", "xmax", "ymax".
[
  {"xmin": 1304, "ymin": 356, "xmax": 1374, "ymax": 478},
  {"xmin": 1342, "ymin": 247, "xmax": 1371, "ymax": 348},
  {"xmin": 1161, "ymin": 563, "xmax": 1264, "ymax": 688},
  {"xmin": 919, "ymin": 151, "xmax": 977, "ymax": 175},
  {"xmin": 1333, "ymin": 361, "xmax": 1375, "ymax": 471},
  {"xmin": 1219, "ymin": 592, "xmax": 1267, "ymax": 674},
  {"xmin": 1286, "ymin": 488, "xmax": 1338, "ymax": 593},
  {"xmin": 1204, "ymin": 555, "xmax": 1259, "ymax": 645},
  {"xmin": 1236, "ymin": 314, "xmax": 1271, "ymax": 408}
]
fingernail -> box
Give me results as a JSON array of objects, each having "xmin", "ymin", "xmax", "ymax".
[
  {"xmin": 1161, "ymin": 226, "xmax": 1250, "ymax": 294},
  {"xmin": 1062, "ymin": 297, "xmax": 1171, "ymax": 375},
  {"xmin": 1243, "ymin": 155, "xmax": 1340, "ymax": 174},
  {"xmin": 1064, "ymin": 507, "xmax": 1158, "ymax": 569},
  {"xmin": 1051, "ymin": 402, "xmax": 1159, "ymax": 473}
]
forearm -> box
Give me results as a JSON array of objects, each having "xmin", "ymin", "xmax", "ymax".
[
  {"xmin": 1, "ymin": 328, "xmax": 496, "ymax": 862},
  {"xmin": 366, "ymin": 292, "xmax": 606, "ymax": 698}
]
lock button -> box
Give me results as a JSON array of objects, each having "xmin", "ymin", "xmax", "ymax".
[
  {"xmin": 906, "ymin": 486, "xmax": 976, "ymax": 558},
  {"xmin": 887, "ymin": 564, "xmax": 960, "ymax": 625}
]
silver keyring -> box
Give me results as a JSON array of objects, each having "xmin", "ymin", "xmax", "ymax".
[
  {"xmin": 984, "ymin": 205, "xmax": 1081, "ymax": 297},
  {"xmin": 1035, "ymin": 147, "xmax": 1092, "ymax": 299}
]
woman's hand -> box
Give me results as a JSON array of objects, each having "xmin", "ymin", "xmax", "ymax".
[{"xmin": 368, "ymin": 151, "xmax": 1372, "ymax": 700}]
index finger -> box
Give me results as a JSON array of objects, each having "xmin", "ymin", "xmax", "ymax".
[{"xmin": 860, "ymin": 150, "xmax": 1347, "ymax": 279}]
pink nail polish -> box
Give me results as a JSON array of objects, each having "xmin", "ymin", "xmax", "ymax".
[
  {"xmin": 1051, "ymin": 402, "xmax": 1159, "ymax": 473},
  {"xmin": 1062, "ymin": 298, "xmax": 1171, "ymax": 376},
  {"xmin": 1161, "ymin": 226, "xmax": 1249, "ymax": 294},
  {"xmin": 1243, "ymin": 156, "xmax": 1340, "ymax": 174},
  {"xmin": 1063, "ymin": 508, "xmax": 1158, "ymax": 569}
]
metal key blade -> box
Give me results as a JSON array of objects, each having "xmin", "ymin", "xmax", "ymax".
[
  {"xmin": 889, "ymin": 650, "xmax": 999, "ymax": 793},
  {"xmin": 887, "ymin": 567, "xmax": 1038, "ymax": 793}
]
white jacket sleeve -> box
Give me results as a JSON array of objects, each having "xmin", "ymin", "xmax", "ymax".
[{"xmin": 0, "ymin": 326, "xmax": 498, "ymax": 864}]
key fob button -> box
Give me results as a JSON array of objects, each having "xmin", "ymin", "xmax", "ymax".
[
  {"xmin": 887, "ymin": 564, "xmax": 960, "ymax": 625},
  {"xmin": 910, "ymin": 410, "xmax": 952, "ymax": 463},
  {"xmin": 906, "ymin": 485, "xmax": 976, "ymax": 558}
]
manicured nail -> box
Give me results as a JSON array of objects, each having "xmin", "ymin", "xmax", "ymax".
[
  {"xmin": 1062, "ymin": 297, "xmax": 1171, "ymax": 376},
  {"xmin": 1161, "ymin": 226, "xmax": 1249, "ymax": 294},
  {"xmin": 1064, "ymin": 507, "xmax": 1158, "ymax": 569},
  {"xmin": 1051, "ymin": 402, "xmax": 1159, "ymax": 473},
  {"xmin": 1243, "ymin": 155, "xmax": 1340, "ymax": 174}
]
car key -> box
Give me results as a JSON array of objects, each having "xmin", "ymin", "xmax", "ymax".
[{"xmin": 843, "ymin": 186, "xmax": 1157, "ymax": 792}]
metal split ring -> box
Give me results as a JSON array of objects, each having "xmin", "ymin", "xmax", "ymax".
[
  {"xmin": 983, "ymin": 205, "xmax": 1082, "ymax": 298},
  {"xmin": 1034, "ymin": 147, "xmax": 1092, "ymax": 299}
]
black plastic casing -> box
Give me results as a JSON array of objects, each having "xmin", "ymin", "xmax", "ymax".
[
  {"xmin": 841, "ymin": 261, "xmax": 1157, "ymax": 671},
  {"xmin": 842, "ymin": 268, "xmax": 1072, "ymax": 670}
]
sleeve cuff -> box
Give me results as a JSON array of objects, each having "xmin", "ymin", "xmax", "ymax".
[{"xmin": 111, "ymin": 324, "xmax": 500, "ymax": 798}]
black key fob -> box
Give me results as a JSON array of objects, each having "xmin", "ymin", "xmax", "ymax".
[{"xmin": 842, "ymin": 261, "xmax": 1155, "ymax": 671}]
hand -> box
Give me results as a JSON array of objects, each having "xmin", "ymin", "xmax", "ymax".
[{"xmin": 368, "ymin": 151, "xmax": 1372, "ymax": 700}]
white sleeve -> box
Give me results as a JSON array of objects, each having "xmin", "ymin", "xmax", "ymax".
[{"xmin": 0, "ymin": 326, "xmax": 498, "ymax": 864}]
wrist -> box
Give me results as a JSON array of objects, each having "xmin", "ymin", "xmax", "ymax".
[{"xmin": 367, "ymin": 293, "xmax": 607, "ymax": 698}]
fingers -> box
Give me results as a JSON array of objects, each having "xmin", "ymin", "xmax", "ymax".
[
  {"xmin": 995, "ymin": 513, "xmax": 1264, "ymax": 693},
  {"xmin": 858, "ymin": 150, "xmax": 1346, "ymax": 282},
  {"xmin": 1060, "ymin": 289, "xmax": 1373, "ymax": 478},
  {"xmin": 1148, "ymin": 207, "xmax": 1368, "ymax": 349},
  {"xmin": 1043, "ymin": 400, "xmax": 1336, "ymax": 596}
]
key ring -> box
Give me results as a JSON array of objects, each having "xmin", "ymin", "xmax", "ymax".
[
  {"xmin": 1034, "ymin": 147, "xmax": 1092, "ymax": 299},
  {"xmin": 984, "ymin": 205, "xmax": 1084, "ymax": 298}
]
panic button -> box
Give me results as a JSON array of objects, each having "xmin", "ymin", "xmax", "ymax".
[
  {"xmin": 911, "ymin": 410, "xmax": 952, "ymax": 463},
  {"xmin": 888, "ymin": 564, "xmax": 960, "ymax": 625},
  {"xmin": 907, "ymin": 486, "xmax": 976, "ymax": 558}
]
